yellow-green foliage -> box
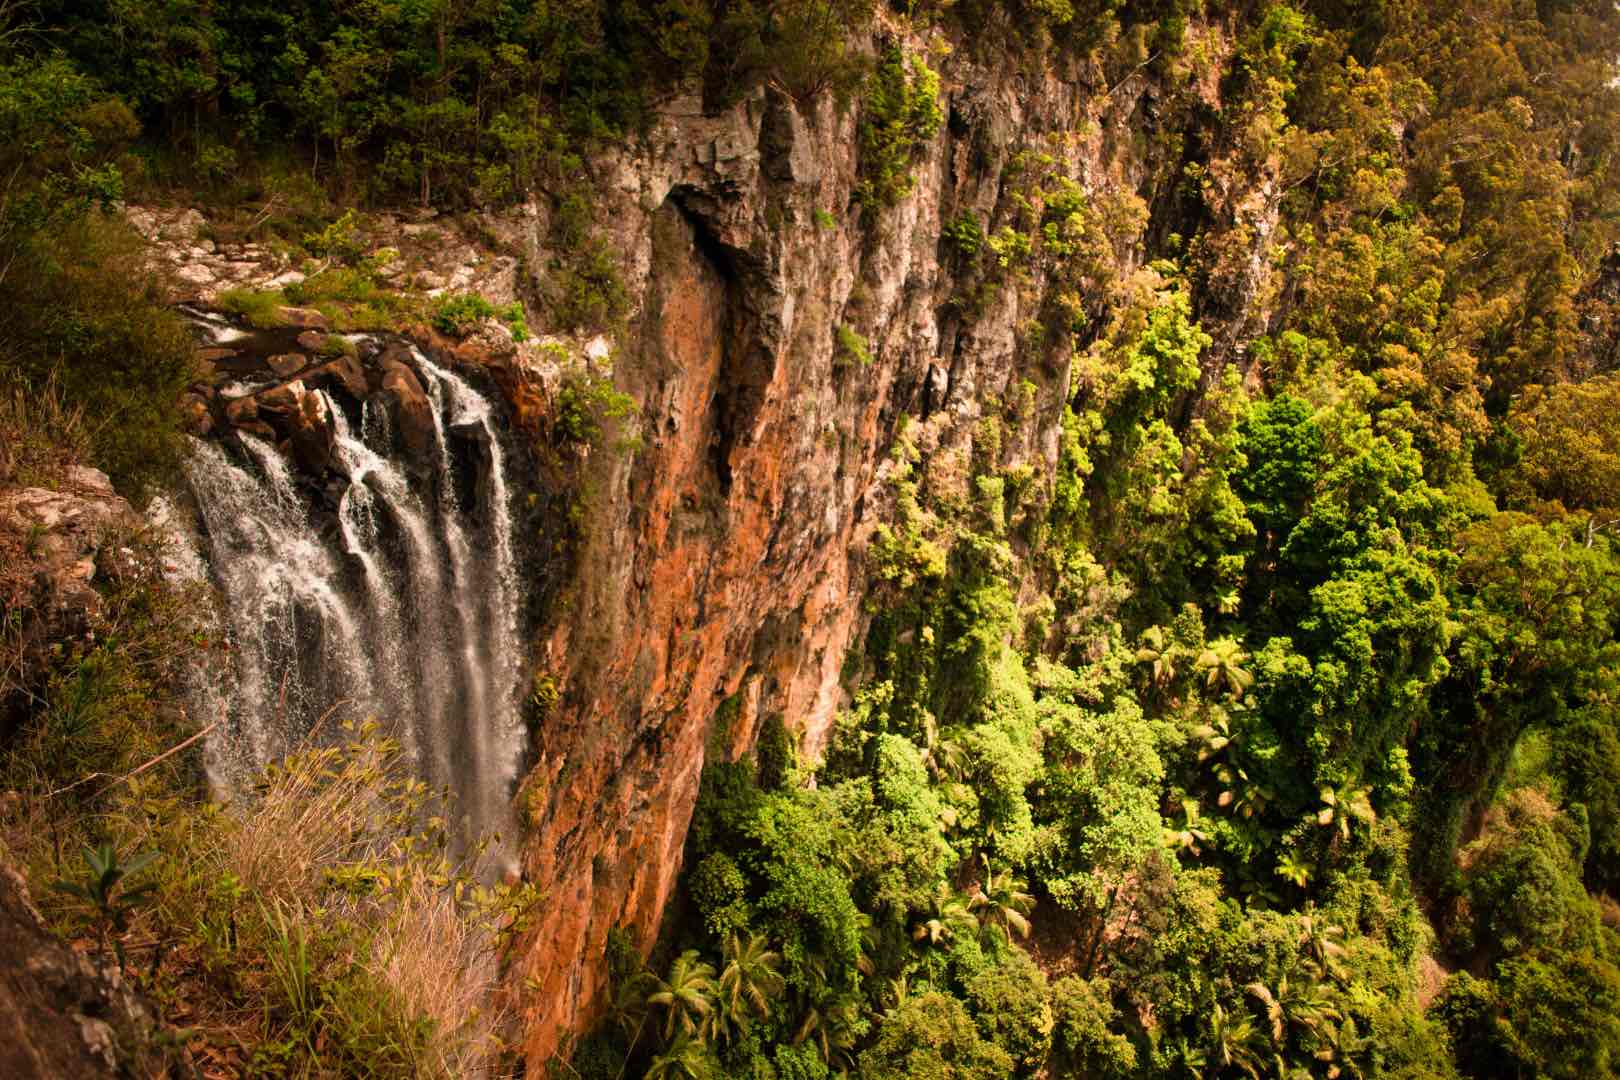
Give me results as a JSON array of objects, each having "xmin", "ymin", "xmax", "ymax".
[
  {"xmin": 555, "ymin": 362, "xmax": 639, "ymax": 451},
  {"xmin": 218, "ymin": 287, "xmax": 289, "ymax": 329},
  {"xmin": 835, "ymin": 324, "xmax": 873, "ymax": 367},
  {"xmin": 856, "ymin": 45, "xmax": 943, "ymax": 208}
]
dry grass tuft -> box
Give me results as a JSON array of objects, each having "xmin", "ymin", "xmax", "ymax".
[
  {"xmin": 213, "ymin": 722, "xmax": 520, "ymax": 1077},
  {"xmin": 369, "ymin": 873, "xmax": 508, "ymax": 1075},
  {"xmin": 0, "ymin": 371, "xmax": 89, "ymax": 491},
  {"xmin": 221, "ymin": 730, "xmax": 403, "ymax": 903}
]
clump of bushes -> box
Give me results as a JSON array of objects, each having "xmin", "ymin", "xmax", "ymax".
[
  {"xmin": 855, "ymin": 45, "xmax": 944, "ymax": 208},
  {"xmin": 218, "ymin": 286, "xmax": 288, "ymax": 329},
  {"xmin": 0, "ymin": 215, "xmax": 199, "ymax": 497},
  {"xmin": 0, "ymin": 372, "xmax": 89, "ymax": 491},
  {"xmin": 836, "ymin": 324, "xmax": 873, "ymax": 367},
  {"xmin": 6, "ymin": 716, "xmax": 534, "ymax": 1076},
  {"xmin": 555, "ymin": 363, "xmax": 640, "ymax": 451},
  {"xmin": 431, "ymin": 293, "xmax": 530, "ymax": 341}
]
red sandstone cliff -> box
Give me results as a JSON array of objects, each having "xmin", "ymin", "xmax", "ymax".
[{"xmin": 508, "ymin": 19, "xmax": 1280, "ymax": 1065}]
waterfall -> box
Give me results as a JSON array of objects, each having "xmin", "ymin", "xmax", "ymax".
[{"xmin": 179, "ymin": 344, "xmax": 526, "ymax": 853}]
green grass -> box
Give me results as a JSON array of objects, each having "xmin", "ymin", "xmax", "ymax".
[{"xmin": 217, "ymin": 287, "xmax": 288, "ymax": 329}]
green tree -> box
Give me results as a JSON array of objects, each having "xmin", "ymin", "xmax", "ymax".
[
  {"xmin": 912, "ymin": 881, "xmax": 975, "ymax": 950},
  {"xmin": 791, "ymin": 989, "xmax": 862, "ymax": 1071},
  {"xmin": 1245, "ymin": 973, "xmax": 1338, "ymax": 1048},
  {"xmin": 1495, "ymin": 950, "xmax": 1620, "ymax": 1080},
  {"xmin": 646, "ymin": 950, "xmax": 717, "ymax": 1042},
  {"xmin": 1197, "ymin": 638, "xmax": 1255, "ymax": 700},
  {"xmin": 644, "ymin": 1031, "xmax": 716, "ymax": 1080},
  {"xmin": 858, "ymin": 992, "xmax": 1015, "ymax": 1080},
  {"xmin": 715, "ymin": 932, "xmax": 785, "ymax": 1039},
  {"xmin": 1207, "ymin": 998, "xmax": 1265, "ymax": 1079},
  {"xmin": 1419, "ymin": 514, "xmax": 1620, "ymax": 876},
  {"xmin": 968, "ymin": 858, "xmax": 1034, "ymax": 943},
  {"xmin": 964, "ymin": 952, "xmax": 1053, "ymax": 1070},
  {"xmin": 854, "ymin": 44, "xmax": 942, "ymax": 207},
  {"xmin": 1049, "ymin": 975, "xmax": 1135, "ymax": 1079}
]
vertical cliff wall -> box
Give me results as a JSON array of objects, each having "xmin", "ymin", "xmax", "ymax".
[{"xmin": 514, "ymin": 20, "xmax": 1276, "ymax": 1062}]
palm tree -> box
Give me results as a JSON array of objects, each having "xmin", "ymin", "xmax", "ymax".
[
  {"xmin": 1194, "ymin": 710, "xmax": 1236, "ymax": 763},
  {"xmin": 1196, "ymin": 637, "xmax": 1254, "ymax": 700},
  {"xmin": 1314, "ymin": 1016, "xmax": 1369, "ymax": 1078},
  {"xmin": 1214, "ymin": 763, "xmax": 1271, "ymax": 819},
  {"xmin": 645, "ymin": 950, "xmax": 717, "ymax": 1042},
  {"xmin": 1165, "ymin": 798, "xmax": 1211, "ymax": 856},
  {"xmin": 644, "ymin": 1031, "xmax": 713, "ymax": 1080},
  {"xmin": 1270, "ymin": 1055, "xmax": 1315, "ymax": 1080},
  {"xmin": 715, "ymin": 932, "xmax": 784, "ymax": 1040},
  {"xmin": 1169, "ymin": 1034, "xmax": 1208, "ymax": 1077},
  {"xmin": 793, "ymin": 952, "xmax": 831, "ymax": 1006},
  {"xmin": 1297, "ymin": 908, "xmax": 1349, "ymax": 984},
  {"xmin": 968, "ymin": 857, "xmax": 1034, "ymax": 942},
  {"xmin": 1208, "ymin": 999, "xmax": 1265, "ymax": 1079},
  {"xmin": 1275, "ymin": 851, "xmax": 1312, "ymax": 889},
  {"xmin": 880, "ymin": 971, "xmax": 913, "ymax": 1010},
  {"xmin": 919, "ymin": 711, "xmax": 967, "ymax": 781},
  {"xmin": 853, "ymin": 910, "xmax": 880, "ymax": 978},
  {"xmin": 794, "ymin": 994, "xmax": 862, "ymax": 1071},
  {"xmin": 912, "ymin": 881, "xmax": 974, "ymax": 948},
  {"xmin": 1316, "ymin": 785, "xmax": 1376, "ymax": 842},
  {"xmin": 1136, "ymin": 625, "xmax": 1179, "ymax": 686},
  {"xmin": 1245, "ymin": 974, "xmax": 1339, "ymax": 1045},
  {"xmin": 608, "ymin": 967, "xmax": 653, "ymax": 1041}
]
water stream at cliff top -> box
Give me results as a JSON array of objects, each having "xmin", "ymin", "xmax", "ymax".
[{"xmin": 178, "ymin": 344, "xmax": 526, "ymax": 855}]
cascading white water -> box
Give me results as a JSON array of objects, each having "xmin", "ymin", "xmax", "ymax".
[
  {"xmin": 180, "ymin": 347, "xmax": 525, "ymax": 852},
  {"xmin": 413, "ymin": 353, "xmax": 526, "ymax": 839}
]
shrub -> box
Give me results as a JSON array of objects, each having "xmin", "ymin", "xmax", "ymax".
[
  {"xmin": 855, "ymin": 46, "xmax": 943, "ymax": 208},
  {"xmin": 690, "ymin": 852, "xmax": 752, "ymax": 939},
  {"xmin": 556, "ymin": 366, "xmax": 639, "ymax": 449},
  {"xmin": 432, "ymin": 293, "xmax": 498, "ymax": 337},
  {"xmin": 550, "ymin": 245, "xmax": 630, "ymax": 331},
  {"xmin": 284, "ymin": 266, "xmax": 388, "ymax": 308},
  {"xmin": 0, "ymin": 371, "xmax": 88, "ymax": 490},
  {"xmin": 944, "ymin": 211, "xmax": 986, "ymax": 257},
  {"xmin": 302, "ymin": 208, "xmax": 366, "ymax": 263},
  {"xmin": 0, "ymin": 214, "xmax": 199, "ymax": 495},
  {"xmin": 706, "ymin": 1, "xmax": 875, "ymax": 106},
  {"xmin": 756, "ymin": 713, "xmax": 795, "ymax": 791},
  {"xmin": 36, "ymin": 722, "xmax": 525, "ymax": 1076},
  {"xmin": 836, "ymin": 324, "xmax": 873, "ymax": 367},
  {"xmin": 218, "ymin": 287, "xmax": 288, "ymax": 329}
]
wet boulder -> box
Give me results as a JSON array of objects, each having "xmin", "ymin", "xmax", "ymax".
[
  {"xmin": 317, "ymin": 354, "xmax": 371, "ymax": 400},
  {"xmin": 377, "ymin": 346, "xmax": 435, "ymax": 457},
  {"xmin": 222, "ymin": 393, "xmax": 258, "ymax": 425},
  {"xmin": 178, "ymin": 392, "xmax": 213, "ymax": 436},
  {"xmin": 285, "ymin": 388, "xmax": 338, "ymax": 475},
  {"xmin": 266, "ymin": 353, "xmax": 307, "ymax": 378}
]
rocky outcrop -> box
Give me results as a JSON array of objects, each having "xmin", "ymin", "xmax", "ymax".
[
  {"xmin": 510, "ymin": 21, "xmax": 1275, "ymax": 1064},
  {"xmin": 0, "ymin": 862, "xmax": 179, "ymax": 1078},
  {"xmin": 126, "ymin": 206, "xmax": 524, "ymax": 306},
  {"xmin": 0, "ymin": 469, "xmax": 139, "ymax": 741},
  {"xmin": 178, "ymin": 323, "xmax": 487, "ymax": 483}
]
